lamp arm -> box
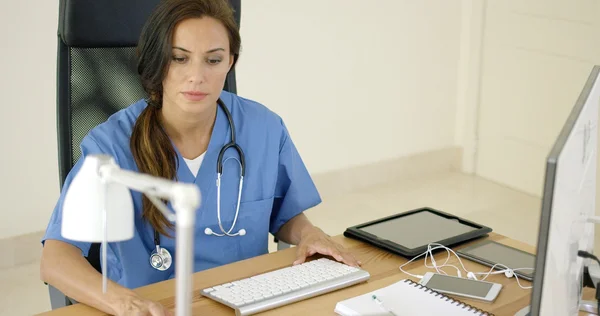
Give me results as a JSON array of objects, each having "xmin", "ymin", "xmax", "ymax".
[
  {"xmin": 99, "ymin": 164, "xmax": 200, "ymax": 211},
  {"xmin": 145, "ymin": 195, "xmax": 177, "ymax": 222},
  {"xmin": 98, "ymin": 161, "xmax": 200, "ymax": 316},
  {"xmin": 99, "ymin": 164, "xmax": 180, "ymax": 200}
]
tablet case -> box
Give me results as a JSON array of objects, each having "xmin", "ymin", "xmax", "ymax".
[{"xmin": 343, "ymin": 207, "xmax": 492, "ymax": 258}]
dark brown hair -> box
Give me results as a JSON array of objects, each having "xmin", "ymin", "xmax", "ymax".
[{"xmin": 131, "ymin": 0, "xmax": 241, "ymax": 237}]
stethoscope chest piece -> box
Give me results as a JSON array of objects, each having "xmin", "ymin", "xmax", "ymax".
[{"xmin": 150, "ymin": 245, "xmax": 172, "ymax": 271}]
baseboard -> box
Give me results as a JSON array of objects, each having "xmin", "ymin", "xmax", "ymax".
[
  {"xmin": 312, "ymin": 146, "xmax": 463, "ymax": 198},
  {"xmin": 0, "ymin": 146, "xmax": 462, "ymax": 270}
]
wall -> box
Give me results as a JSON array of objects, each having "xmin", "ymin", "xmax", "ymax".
[
  {"xmin": 454, "ymin": 0, "xmax": 486, "ymax": 173},
  {"xmin": 0, "ymin": 0, "xmax": 463, "ymax": 239},
  {"xmin": 0, "ymin": 0, "xmax": 60, "ymax": 240},
  {"xmin": 474, "ymin": 0, "xmax": 600, "ymax": 197},
  {"xmin": 235, "ymin": 0, "xmax": 462, "ymax": 174}
]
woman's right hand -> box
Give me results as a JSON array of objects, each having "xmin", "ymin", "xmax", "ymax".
[
  {"xmin": 40, "ymin": 240, "xmax": 173, "ymax": 316},
  {"xmin": 114, "ymin": 295, "xmax": 173, "ymax": 316},
  {"xmin": 40, "ymin": 241, "xmax": 173, "ymax": 316}
]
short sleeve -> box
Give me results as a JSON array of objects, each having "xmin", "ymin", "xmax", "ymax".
[
  {"xmin": 269, "ymin": 121, "xmax": 322, "ymax": 235},
  {"xmin": 41, "ymin": 136, "xmax": 106, "ymax": 257}
]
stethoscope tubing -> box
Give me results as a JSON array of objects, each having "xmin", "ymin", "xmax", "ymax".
[{"xmin": 150, "ymin": 98, "xmax": 246, "ymax": 271}]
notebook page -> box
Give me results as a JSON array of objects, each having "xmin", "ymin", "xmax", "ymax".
[{"xmin": 334, "ymin": 279, "xmax": 492, "ymax": 316}]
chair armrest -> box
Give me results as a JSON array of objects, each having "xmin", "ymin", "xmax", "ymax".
[{"xmin": 48, "ymin": 284, "xmax": 72, "ymax": 310}]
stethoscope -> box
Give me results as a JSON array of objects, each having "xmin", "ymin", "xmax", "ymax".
[{"xmin": 150, "ymin": 98, "xmax": 247, "ymax": 271}]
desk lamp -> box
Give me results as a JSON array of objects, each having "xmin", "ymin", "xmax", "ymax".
[{"xmin": 60, "ymin": 154, "xmax": 200, "ymax": 316}]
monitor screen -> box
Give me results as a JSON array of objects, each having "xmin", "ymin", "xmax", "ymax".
[{"xmin": 531, "ymin": 65, "xmax": 600, "ymax": 316}]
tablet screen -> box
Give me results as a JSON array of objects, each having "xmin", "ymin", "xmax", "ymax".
[
  {"xmin": 358, "ymin": 211, "xmax": 478, "ymax": 249},
  {"xmin": 460, "ymin": 242, "xmax": 535, "ymax": 278}
]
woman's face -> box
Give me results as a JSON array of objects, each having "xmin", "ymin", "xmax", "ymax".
[{"xmin": 161, "ymin": 17, "xmax": 234, "ymax": 116}]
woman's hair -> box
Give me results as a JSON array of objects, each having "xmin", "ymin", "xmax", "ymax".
[{"xmin": 131, "ymin": 0, "xmax": 241, "ymax": 237}]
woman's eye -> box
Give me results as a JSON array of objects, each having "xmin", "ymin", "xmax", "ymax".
[
  {"xmin": 172, "ymin": 56, "xmax": 187, "ymax": 63},
  {"xmin": 207, "ymin": 58, "xmax": 222, "ymax": 65}
]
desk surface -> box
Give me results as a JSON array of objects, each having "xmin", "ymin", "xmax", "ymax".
[{"xmin": 36, "ymin": 233, "xmax": 593, "ymax": 316}]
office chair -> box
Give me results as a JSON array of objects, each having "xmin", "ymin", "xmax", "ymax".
[{"xmin": 49, "ymin": 0, "xmax": 281, "ymax": 310}]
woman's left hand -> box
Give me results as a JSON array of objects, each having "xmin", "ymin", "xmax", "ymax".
[{"xmin": 293, "ymin": 227, "xmax": 361, "ymax": 267}]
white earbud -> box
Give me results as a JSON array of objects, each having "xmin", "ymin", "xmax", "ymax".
[
  {"xmin": 467, "ymin": 269, "xmax": 513, "ymax": 280},
  {"xmin": 238, "ymin": 229, "xmax": 246, "ymax": 236},
  {"xmin": 483, "ymin": 269, "xmax": 514, "ymax": 278},
  {"xmin": 205, "ymin": 227, "xmax": 214, "ymax": 235}
]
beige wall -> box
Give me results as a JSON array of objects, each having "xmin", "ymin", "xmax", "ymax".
[
  {"xmin": 236, "ymin": 0, "xmax": 463, "ymax": 174},
  {"xmin": 474, "ymin": 0, "xmax": 600, "ymax": 197},
  {"xmin": 0, "ymin": 0, "xmax": 61, "ymax": 240},
  {"xmin": 0, "ymin": 1, "xmax": 464, "ymax": 239}
]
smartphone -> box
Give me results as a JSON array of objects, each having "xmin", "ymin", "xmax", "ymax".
[
  {"xmin": 419, "ymin": 272, "xmax": 502, "ymax": 302},
  {"xmin": 456, "ymin": 240, "xmax": 535, "ymax": 281}
]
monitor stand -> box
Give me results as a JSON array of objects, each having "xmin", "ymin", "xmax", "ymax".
[
  {"xmin": 581, "ymin": 260, "xmax": 600, "ymax": 314},
  {"xmin": 517, "ymin": 260, "xmax": 600, "ymax": 315},
  {"xmin": 580, "ymin": 300, "xmax": 598, "ymax": 314},
  {"xmin": 514, "ymin": 302, "xmax": 598, "ymax": 316}
]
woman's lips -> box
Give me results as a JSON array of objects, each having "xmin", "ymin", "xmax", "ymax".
[{"xmin": 183, "ymin": 91, "xmax": 208, "ymax": 101}]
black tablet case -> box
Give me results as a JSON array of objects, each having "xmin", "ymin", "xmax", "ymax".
[{"xmin": 343, "ymin": 207, "xmax": 492, "ymax": 258}]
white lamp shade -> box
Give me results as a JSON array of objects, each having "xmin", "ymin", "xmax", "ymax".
[{"xmin": 61, "ymin": 155, "xmax": 134, "ymax": 242}]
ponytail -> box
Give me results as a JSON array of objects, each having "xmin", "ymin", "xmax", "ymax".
[{"xmin": 130, "ymin": 98, "xmax": 177, "ymax": 237}]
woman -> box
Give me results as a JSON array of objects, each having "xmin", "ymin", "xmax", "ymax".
[{"xmin": 40, "ymin": 0, "xmax": 359, "ymax": 315}]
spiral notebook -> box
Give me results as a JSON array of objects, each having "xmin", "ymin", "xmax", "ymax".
[{"xmin": 334, "ymin": 279, "xmax": 494, "ymax": 316}]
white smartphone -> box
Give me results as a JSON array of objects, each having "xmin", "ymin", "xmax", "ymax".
[{"xmin": 419, "ymin": 272, "xmax": 502, "ymax": 302}]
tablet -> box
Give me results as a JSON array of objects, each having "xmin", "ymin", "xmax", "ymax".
[
  {"xmin": 343, "ymin": 207, "xmax": 492, "ymax": 257},
  {"xmin": 456, "ymin": 240, "xmax": 535, "ymax": 281}
]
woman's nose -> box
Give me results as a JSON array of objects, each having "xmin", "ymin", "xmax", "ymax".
[{"xmin": 187, "ymin": 62, "xmax": 207, "ymax": 83}]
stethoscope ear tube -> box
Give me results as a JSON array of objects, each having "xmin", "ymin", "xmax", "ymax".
[
  {"xmin": 213, "ymin": 99, "xmax": 246, "ymax": 237},
  {"xmin": 216, "ymin": 99, "xmax": 246, "ymax": 176},
  {"xmin": 217, "ymin": 143, "xmax": 245, "ymax": 176}
]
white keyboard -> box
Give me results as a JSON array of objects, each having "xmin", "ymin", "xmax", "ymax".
[{"xmin": 201, "ymin": 258, "xmax": 370, "ymax": 316}]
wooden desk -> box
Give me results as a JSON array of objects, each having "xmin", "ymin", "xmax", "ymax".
[{"xmin": 35, "ymin": 233, "xmax": 591, "ymax": 315}]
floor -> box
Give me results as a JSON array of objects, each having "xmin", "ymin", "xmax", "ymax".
[{"xmin": 0, "ymin": 171, "xmax": 541, "ymax": 316}]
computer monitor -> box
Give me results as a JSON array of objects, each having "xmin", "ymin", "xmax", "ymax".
[{"xmin": 529, "ymin": 65, "xmax": 600, "ymax": 316}]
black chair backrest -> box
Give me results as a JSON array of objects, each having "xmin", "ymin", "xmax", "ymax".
[
  {"xmin": 57, "ymin": 0, "xmax": 241, "ymax": 272},
  {"xmin": 58, "ymin": 0, "xmax": 241, "ymax": 187}
]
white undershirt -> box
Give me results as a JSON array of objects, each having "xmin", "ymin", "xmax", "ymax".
[{"xmin": 183, "ymin": 152, "xmax": 206, "ymax": 178}]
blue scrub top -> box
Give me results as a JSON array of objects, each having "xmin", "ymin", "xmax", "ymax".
[{"xmin": 42, "ymin": 90, "xmax": 322, "ymax": 289}]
